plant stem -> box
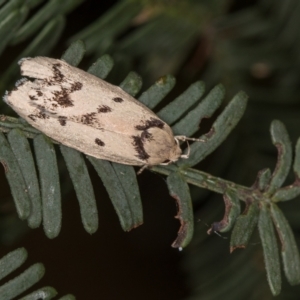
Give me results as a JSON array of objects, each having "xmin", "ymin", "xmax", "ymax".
[{"xmin": 152, "ymin": 165, "xmax": 261, "ymax": 203}]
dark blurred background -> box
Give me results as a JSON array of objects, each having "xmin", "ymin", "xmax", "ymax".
[{"xmin": 1, "ymin": 0, "xmax": 300, "ymax": 299}]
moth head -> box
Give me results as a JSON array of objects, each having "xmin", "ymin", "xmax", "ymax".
[{"xmin": 166, "ymin": 141, "xmax": 182, "ymax": 163}]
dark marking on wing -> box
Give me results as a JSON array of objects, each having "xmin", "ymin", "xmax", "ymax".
[
  {"xmin": 132, "ymin": 136, "xmax": 150, "ymax": 160},
  {"xmin": 28, "ymin": 105, "xmax": 50, "ymax": 121},
  {"xmin": 141, "ymin": 130, "xmax": 153, "ymax": 141},
  {"xmin": 37, "ymin": 105, "xmax": 50, "ymax": 119},
  {"xmin": 28, "ymin": 114, "xmax": 36, "ymax": 121},
  {"xmin": 97, "ymin": 105, "xmax": 112, "ymax": 113},
  {"xmin": 81, "ymin": 112, "xmax": 97, "ymax": 125},
  {"xmin": 29, "ymin": 95, "xmax": 37, "ymax": 101},
  {"xmin": 16, "ymin": 60, "xmax": 83, "ymax": 113},
  {"xmin": 36, "ymin": 90, "xmax": 43, "ymax": 97},
  {"xmin": 44, "ymin": 63, "xmax": 81, "ymax": 108},
  {"xmin": 95, "ymin": 138, "xmax": 105, "ymax": 146},
  {"xmin": 52, "ymin": 88, "xmax": 74, "ymax": 107},
  {"xmin": 112, "ymin": 97, "xmax": 124, "ymax": 103},
  {"xmin": 58, "ymin": 116, "xmax": 67, "ymax": 126},
  {"xmin": 29, "ymin": 89, "xmax": 43, "ymax": 101},
  {"xmin": 135, "ymin": 117, "xmax": 165, "ymax": 131},
  {"xmin": 71, "ymin": 81, "xmax": 82, "ymax": 91},
  {"xmin": 52, "ymin": 63, "xmax": 64, "ymax": 83}
]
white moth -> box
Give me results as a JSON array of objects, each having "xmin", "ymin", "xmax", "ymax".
[{"xmin": 4, "ymin": 57, "xmax": 198, "ymax": 167}]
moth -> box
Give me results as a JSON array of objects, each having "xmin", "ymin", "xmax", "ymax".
[{"xmin": 4, "ymin": 57, "xmax": 199, "ymax": 168}]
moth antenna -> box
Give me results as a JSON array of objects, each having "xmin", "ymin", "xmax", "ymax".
[
  {"xmin": 175, "ymin": 135, "xmax": 205, "ymax": 142},
  {"xmin": 175, "ymin": 135, "xmax": 205, "ymax": 159}
]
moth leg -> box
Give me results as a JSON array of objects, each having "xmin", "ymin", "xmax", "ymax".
[
  {"xmin": 137, "ymin": 165, "xmax": 149, "ymax": 175},
  {"xmin": 180, "ymin": 141, "xmax": 190, "ymax": 159}
]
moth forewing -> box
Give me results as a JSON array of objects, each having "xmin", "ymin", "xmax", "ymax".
[{"xmin": 4, "ymin": 56, "xmax": 184, "ymax": 167}]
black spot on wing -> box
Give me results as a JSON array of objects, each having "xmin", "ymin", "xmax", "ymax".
[
  {"xmin": 29, "ymin": 88, "xmax": 44, "ymax": 101},
  {"xmin": 28, "ymin": 115, "xmax": 36, "ymax": 121},
  {"xmin": 29, "ymin": 95, "xmax": 37, "ymax": 101},
  {"xmin": 58, "ymin": 116, "xmax": 67, "ymax": 126},
  {"xmin": 95, "ymin": 138, "xmax": 105, "ymax": 146},
  {"xmin": 132, "ymin": 136, "xmax": 150, "ymax": 161},
  {"xmin": 112, "ymin": 97, "xmax": 124, "ymax": 103},
  {"xmin": 81, "ymin": 112, "xmax": 97, "ymax": 125},
  {"xmin": 71, "ymin": 81, "xmax": 82, "ymax": 91},
  {"xmin": 52, "ymin": 63, "xmax": 64, "ymax": 82},
  {"xmin": 135, "ymin": 117, "xmax": 165, "ymax": 131},
  {"xmin": 97, "ymin": 105, "xmax": 112, "ymax": 113}
]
